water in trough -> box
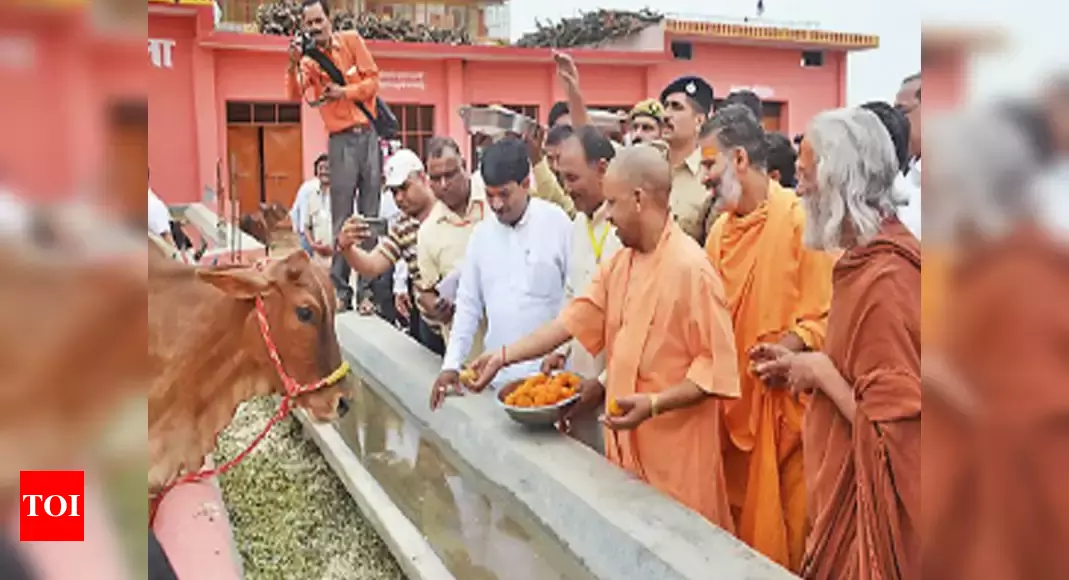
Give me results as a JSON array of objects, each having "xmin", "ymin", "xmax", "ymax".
[{"xmin": 335, "ymin": 379, "xmax": 597, "ymax": 580}]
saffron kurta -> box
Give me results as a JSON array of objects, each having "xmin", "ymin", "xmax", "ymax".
[
  {"xmin": 559, "ymin": 220, "xmax": 740, "ymax": 529},
  {"xmin": 705, "ymin": 182, "xmax": 835, "ymax": 571},
  {"xmin": 803, "ymin": 219, "xmax": 921, "ymax": 580}
]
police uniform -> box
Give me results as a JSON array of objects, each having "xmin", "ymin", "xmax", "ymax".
[{"xmin": 660, "ymin": 76, "xmax": 717, "ymax": 243}]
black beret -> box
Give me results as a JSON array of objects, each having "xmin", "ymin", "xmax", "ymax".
[{"xmin": 660, "ymin": 76, "xmax": 715, "ymax": 115}]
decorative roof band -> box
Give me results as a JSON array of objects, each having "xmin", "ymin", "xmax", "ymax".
[{"xmin": 665, "ymin": 19, "xmax": 879, "ymax": 48}]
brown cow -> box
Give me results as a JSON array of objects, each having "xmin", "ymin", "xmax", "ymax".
[
  {"xmin": 239, "ymin": 203, "xmax": 303, "ymax": 257},
  {"xmin": 148, "ymin": 246, "xmax": 352, "ymax": 491}
]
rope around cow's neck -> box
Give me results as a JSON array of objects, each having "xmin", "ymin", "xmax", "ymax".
[{"xmin": 149, "ymin": 261, "xmax": 350, "ymax": 523}]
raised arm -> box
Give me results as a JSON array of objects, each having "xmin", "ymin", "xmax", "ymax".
[{"xmin": 553, "ymin": 51, "xmax": 589, "ymax": 128}]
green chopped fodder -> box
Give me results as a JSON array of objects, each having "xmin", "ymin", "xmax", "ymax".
[{"xmin": 215, "ymin": 397, "xmax": 404, "ymax": 580}]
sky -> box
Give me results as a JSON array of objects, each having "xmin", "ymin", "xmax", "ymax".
[{"xmin": 508, "ymin": 0, "xmax": 1067, "ymax": 105}]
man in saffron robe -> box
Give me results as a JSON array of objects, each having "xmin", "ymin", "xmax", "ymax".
[
  {"xmin": 698, "ymin": 105, "xmax": 835, "ymax": 571},
  {"xmin": 468, "ymin": 145, "xmax": 740, "ymax": 529},
  {"xmin": 753, "ymin": 107, "xmax": 920, "ymax": 580}
]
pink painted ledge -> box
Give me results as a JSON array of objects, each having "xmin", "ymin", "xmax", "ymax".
[{"xmin": 152, "ymin": 458, "xmax": 243, "ymax": 580}]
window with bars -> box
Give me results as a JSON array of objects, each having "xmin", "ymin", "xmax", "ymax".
[
  {"xmin": 469, "ymin": 103, "xmax": 540, "ymax": 171},
  {"xmin": 226, "ymin": 102, "xmax": 302, "ymax": 125},
  {"xmin": 388, "ymin": 104, "xmax": 435, "ymax": 160}
]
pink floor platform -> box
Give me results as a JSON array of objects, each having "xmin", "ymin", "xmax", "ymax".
[{"xmin": 152, "ymin": 463, "xmax": 243, "ymax": 580}]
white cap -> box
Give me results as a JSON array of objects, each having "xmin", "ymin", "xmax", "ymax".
[{"xmin": 384, "ymin": 149, "xmax": 424, "ymax": 188}]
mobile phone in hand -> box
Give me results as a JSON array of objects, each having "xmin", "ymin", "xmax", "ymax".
[{"xmin": 362, "ymin": 216, "xmax": 388, "ymax": 238}]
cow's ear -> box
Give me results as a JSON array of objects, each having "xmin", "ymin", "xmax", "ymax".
[{"xmin": 197, "ymin": 268, "xmax": 270, "ymax": 299}]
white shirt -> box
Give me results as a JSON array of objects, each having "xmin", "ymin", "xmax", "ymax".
[
  {"xmin": 148, "ymin": 188, "xmax": 171, "ymax": 236},
  {"xmin": 290, "ymin": 179, "xmax": 321, "ymax": 234},
  {"xmin": 899, "ymin": 158, "xmax": 922, "ymax": 239},
  {"xmin": 565, "ymin": 202, "xmax": 622, "ymax": 379},
  {"xmin": 442, "ymin": 197, "xmax": 573, "ymax": 385}
]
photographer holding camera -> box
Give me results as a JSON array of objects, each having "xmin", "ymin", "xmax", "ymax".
[{"xmin": 285, "ymin": 0, "xmax": 383, "ymax": 311}]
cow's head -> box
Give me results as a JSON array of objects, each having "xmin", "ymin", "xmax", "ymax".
[
  {"xmin": 197, "ymin": 250, "xmax": 352, "ymax": 422},
  {"xmin": 239, "ymin": 213, "xmax": 269, "ymax": 245},
  {"xmin": 261, "ymin": 202, "xmax": 291, "ymax": 230}
]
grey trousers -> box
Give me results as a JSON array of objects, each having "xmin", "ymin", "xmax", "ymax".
[{"xmin": 328, "ymin": 127, "xmax": 382, "ymax": 306}]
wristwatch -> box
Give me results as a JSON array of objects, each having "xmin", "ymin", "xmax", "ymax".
[{"xmin": 649, "ymin": 393, "xmax": 661, "ymax": 417}]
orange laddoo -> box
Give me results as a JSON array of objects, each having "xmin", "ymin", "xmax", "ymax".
[
  {"xmin": 503, "ymin": 372, "xmax": 580, "ymax": 408},
  {"xmin": 459, "ymin": 367, "xmax": 477, "ymax": 386},
  {"xmin": 606, "ymin": 398, "xmax": 622, "ymax": 417}
]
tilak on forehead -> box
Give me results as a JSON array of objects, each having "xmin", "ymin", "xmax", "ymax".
[{"xmin": 701, "ymin": 143, "xmax": 721, "ymax": 161}]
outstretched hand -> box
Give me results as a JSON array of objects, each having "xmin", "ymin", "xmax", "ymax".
[
  {"xmin": 469, "ymin": 349, "xmax": 506, "ymax": 393},
  {"xmin": 752, "ymin": 351, "xmax": 831, "ymax": 398},
  {"xmin": 601, "ymin": 394, "xmax": 652, "ymax": 431},
  {"xmin": 430, "ymin": 370, "xmax": 461, "ymax": 411},
  {"xmin": 748, "ymin": 342, "xmax": 792, "ymax": 386}
]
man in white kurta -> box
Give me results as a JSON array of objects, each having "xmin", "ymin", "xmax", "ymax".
[{"xmin": 431, "ymin": 138, "xmax": 573, "ymax": 408}]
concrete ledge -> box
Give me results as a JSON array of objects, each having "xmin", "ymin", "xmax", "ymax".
[
  {"xmin": 335, "ymin": 315, "xmax": 798, "ymax": 580},
  {"xmin": 179, "ymin": 203, "xmax": 264, "ymax": 252},
  {"xmin": 295, "ymin": 408, "xmax": 455, "ymax": 580}
]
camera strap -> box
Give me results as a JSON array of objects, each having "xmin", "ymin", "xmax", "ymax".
[{"xmin": 303, "ymin": 46, "xmax": 377, "ymax": 124}]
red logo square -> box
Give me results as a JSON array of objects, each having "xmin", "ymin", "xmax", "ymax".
[{"xmin": 19, "ymin": 471, "xmax": 84, "ymax": 542}]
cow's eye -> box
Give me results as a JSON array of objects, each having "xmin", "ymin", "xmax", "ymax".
[{"xmin": 295, "ymin": 306, "xmax": 314, "ymax": 323}]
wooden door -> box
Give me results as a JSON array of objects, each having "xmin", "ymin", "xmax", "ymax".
[
  {"xmin": 761, "ymin": 114, "xmax": 782, "ymax": 133},
  {"xmin": 262, "ymin": 125, "xmax": 303, "ymax": 208},
  {"xmin": 761, "ymin": 102, "xmax": 784, "ymax": 134},
  {"xmin": 226, "ymin": 126, "xmax": 261, "ymax": 216},
  {"xmin": 107, "ymin": 102, "xmax": 148, "ymax": 222}
]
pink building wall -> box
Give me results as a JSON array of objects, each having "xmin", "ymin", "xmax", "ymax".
[
  {"xmin": 148, "ymin": 6, "xmax": 855, "ymax": 205},
  {"xmin": 0, "ymin": 8, "xmax": 145, "ymax": 200},
  {"xmin": 922, "ymin": 52, "xmax": 967, "ymax": 112}
]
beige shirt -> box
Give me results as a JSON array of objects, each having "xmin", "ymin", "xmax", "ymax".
[
  {"xmin": 565, "ymin": 202, "xmax": 623, "ymax": 380},
  {"xmin": 671, "ymin": 148, "xmax": 713, "ymax": 242},
  {"xmin": 532, "ymin": 159, "xmax": 576, "ymax": 218},
  {"xmin": 417, "ymin": 178, "xmax": 488, "ymax": 359}
]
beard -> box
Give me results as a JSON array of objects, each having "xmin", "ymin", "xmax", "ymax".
[
  {"xmin": 802, "ymin": 184, "xmax": 845, "ymax": 250},
  {"xmin": 712, "ymin": 164, "xmax": 743, "ymax": 214}
]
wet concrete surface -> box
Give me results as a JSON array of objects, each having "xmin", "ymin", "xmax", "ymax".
[{"xmin": 335, "ymin": 380, "xmax": 597, "ymax": 580}]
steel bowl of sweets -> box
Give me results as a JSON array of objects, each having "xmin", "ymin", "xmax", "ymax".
[{"xmin": 496, "ymin": 371, "xmax": 581, "ymax": 427}]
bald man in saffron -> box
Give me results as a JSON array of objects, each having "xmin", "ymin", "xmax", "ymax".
[{"xmin": 469, "ymin": 145, "xmax": 741, "ymax": 528}]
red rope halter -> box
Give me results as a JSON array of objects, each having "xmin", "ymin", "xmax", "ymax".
[{"xmin": 149, "ymin": 260, "xmax": 349, "ymax": 523}]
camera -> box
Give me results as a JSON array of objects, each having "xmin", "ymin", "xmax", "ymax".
[{"xmin": 296, "ymin": 30, "xmax": 317, "ymax": 54}]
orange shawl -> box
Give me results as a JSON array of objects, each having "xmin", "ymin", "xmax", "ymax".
[
  {"xmin": 803, "ymin": 219, "xmax": 921, "ymax": 580},
  {"xmin": 706, "ymin": 182, "xmax": 834, "ymax": 570}
]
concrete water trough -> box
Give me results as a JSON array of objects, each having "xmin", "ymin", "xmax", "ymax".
[{"xmin": 295, "ymin": 314, "xmax": 799, "ymax": 580}]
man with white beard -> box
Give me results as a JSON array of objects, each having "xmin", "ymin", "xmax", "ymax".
[
  {"xmin": 751, "ymin": 107, "xmax": 920, "ymax": 580},
  {"xmin": 697, "ymin": 104, "xmax": 836, "ymax": 571}
]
